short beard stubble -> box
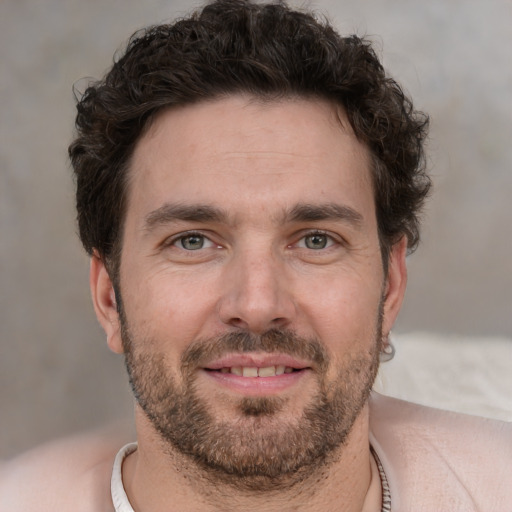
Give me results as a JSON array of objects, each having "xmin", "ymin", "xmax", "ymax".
[{"xmin": 119, "ymin": 305, "xmax": 383, "ymax": 490}]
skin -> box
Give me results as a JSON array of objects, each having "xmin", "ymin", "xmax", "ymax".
[{"xmin": 90, "ymin": 95, "xmax": 407, "ymax": 511}]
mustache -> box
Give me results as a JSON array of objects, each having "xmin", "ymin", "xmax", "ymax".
[{"xmin": 181, "ymin": 328, "xmax": 329, "ymax": 371}]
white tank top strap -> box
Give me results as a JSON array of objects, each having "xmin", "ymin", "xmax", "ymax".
[{"xmin": 111, "ymin": 442, "xmax": 138, "ymax": 512}]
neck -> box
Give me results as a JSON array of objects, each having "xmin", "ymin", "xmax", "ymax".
[{"xmin": 122, "ymin": 404, "xmax": 381, "ymax": 512}]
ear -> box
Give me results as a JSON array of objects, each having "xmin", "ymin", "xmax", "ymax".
[
  {"xmin": 381, "ymin": 236, "xmax": 408, "ymax": 336},
  {"xmin": 90, "ymin": 253, "xmax": 124, "ymax": 354}
]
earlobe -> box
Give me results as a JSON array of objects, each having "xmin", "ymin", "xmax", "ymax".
[
  {"xmin": 382, "ymin": 237, "xmax": 408, "ymax": 335},
  {"xmin": 90, "ymin": 253, "xmax": 124, "ymax": 354}
]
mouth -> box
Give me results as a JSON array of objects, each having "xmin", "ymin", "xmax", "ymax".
[
  {"xmin": 206, "ymin": 365, "xmax": 300, "ymax": 377},
  {"xmin": 202, "ymin": 353, "xmax": 311, "ymax": 374},
  {"xmin": 200, "ymin": 353, "xmax": 312, "ymax": 395}
]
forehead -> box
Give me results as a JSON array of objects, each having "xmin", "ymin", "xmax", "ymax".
[{"xmin": 127, "ymin": 95, "xmax": 374, "ymax": 224}]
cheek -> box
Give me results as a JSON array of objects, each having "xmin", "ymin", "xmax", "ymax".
[
  {"xmin": 297, "ymin": 271, "xmax": 383, "ymax": 346},
  {"xmin": 121, "ymin": 266, "xmax": 222, "ymax": 347}
]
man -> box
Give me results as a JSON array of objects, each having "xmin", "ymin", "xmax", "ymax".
[{"xmin": 1, "ymin": 0, "xmax": 510, "ymax": 510}]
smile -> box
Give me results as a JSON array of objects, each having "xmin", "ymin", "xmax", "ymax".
[
  {"xmin": 212, "ymin": 365, "xmax": 296, "ymax": 377},
  {"xmin": 201, "ymin": 355, "xmax": 311, "ymax": 396}
]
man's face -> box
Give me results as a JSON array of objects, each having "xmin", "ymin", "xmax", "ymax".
[{"xmin": 93, "ymin": 95, "xmax": 406, "ymax": 484}]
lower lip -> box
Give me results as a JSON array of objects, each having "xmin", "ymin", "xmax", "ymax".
[{"xmin": 201, "ymin": 369, "xmax": 309, "ymax": 396}]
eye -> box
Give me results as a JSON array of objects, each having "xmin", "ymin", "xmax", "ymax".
[
  {"xmin": 173, "ymin": 233, "xmax": 215, "ymax": 251},
  {"xmin": 299, "ymin": 232, "xmax": 335, "ymax": 250}
]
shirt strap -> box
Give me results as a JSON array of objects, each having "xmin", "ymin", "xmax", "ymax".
[{"xmin": 111, "ymin": 442, "xmax": 138, "ymax": 512}]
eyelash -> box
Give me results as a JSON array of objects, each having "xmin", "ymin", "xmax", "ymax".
[
  {"xmin": 294, "ymin": 230, "xmax": 338, "ymax": 250},
  {"xmin": 164, "ymin": 231, "xmax": 215, "ymax": 250},
  {"xmin": 162, "ymin": 229, "xmax": 342, "ymax": 253}
]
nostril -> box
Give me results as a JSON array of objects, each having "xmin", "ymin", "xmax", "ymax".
[
  {"xmin": 228, "ymin": 317, "xmax": 249, "ymax": 329},
  {"xmin": 270, "ymin": 317, "xmax": 289, "ymax": 327},
  {"xmin": 223, "ymin": 316, "xmax": 289, "ymax": 334},
  {"xmin": 218, "ymin": 290, "xmax": 295, "ymax": 332}
]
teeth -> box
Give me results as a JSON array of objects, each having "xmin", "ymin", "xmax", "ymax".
[
  {"xmin": 258, "ymin": 366, "xmax": 276, "ymax": 377},
  {"xmin": 275, "ymin": 365, "xmax": 285, "ymax": 375},
  {"xmin": 242, "ymin": 367, "xmax": 258, "ymax": 377},
  {"xmin": 218, "ymin": 366, "xmax": 295, "ymax": 377}
]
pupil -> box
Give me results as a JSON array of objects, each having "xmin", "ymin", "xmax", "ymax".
[
  {"xmin": 306, "ymin": 234, "xmax": 327, "ymax": 249},
  {"xmin": 182, "ymin": 235, "xmax": 203, "ymax": 250}
]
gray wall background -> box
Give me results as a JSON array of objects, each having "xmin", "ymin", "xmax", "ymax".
[{"xmin": 1, "ymin": 0, "xmax": 511, "ymax": 459}]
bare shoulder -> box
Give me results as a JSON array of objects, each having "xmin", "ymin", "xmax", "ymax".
[
  {"xmin": 0, "ymin": 421, "xmax": 135, "ymax": 512},
  {"xmin": 369, "ymin": 392, "xmax": 512, "ymax": 509},
  {"xmin": 370, "ymin": 391, "xmax": 512, "ymax": 445}
]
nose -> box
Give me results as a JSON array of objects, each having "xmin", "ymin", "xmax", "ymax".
[{"xmin": 217, "ymin": 248, "xmax": 296, "ymax": 334}]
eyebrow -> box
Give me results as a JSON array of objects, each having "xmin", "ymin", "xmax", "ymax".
[
  {"xmin": 143, "ymin": 201, "xmax": 364, "ymax": 231},
  {"xmin": 144, "ymin": 203, "xmax": 229, "ymax": 230},
  {"xmin": 286, "ymin": 202, "xmax": 364, "ymax": 227}
]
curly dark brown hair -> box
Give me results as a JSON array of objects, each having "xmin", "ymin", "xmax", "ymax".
[{"xmin": 69, "ymin": 0, "xmax": 430, "ymax": 279}]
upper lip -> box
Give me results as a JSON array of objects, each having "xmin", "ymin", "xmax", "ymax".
[{"xmin": 202, "ymin": 353, "xmax": 312, "ymax": 370}]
